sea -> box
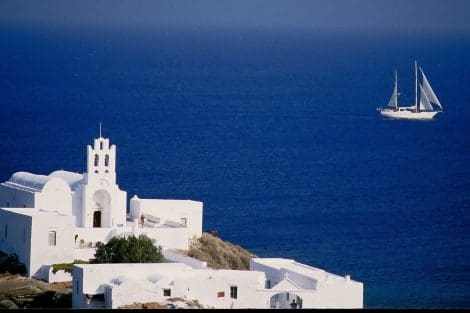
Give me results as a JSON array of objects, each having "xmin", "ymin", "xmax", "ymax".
[{"xmin": 0, "ymin": 25, "xmax": 469, "ymax": 308}]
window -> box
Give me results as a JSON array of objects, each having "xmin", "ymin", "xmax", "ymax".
[
  {"xmin": 4, "ymin": 224, "xmax": 7, "ymax": 238},
  {"xmin": 48, "ymin": 231, "xmax": 56, "ymax": 246},
  {"xmin": 163, "ymin": 289, "xmax": 171, "ymax": 297},
  {"xmin": 100, "ymin": 141, "xmax": 103, "ymax": 150},
  {"xmin": 265, "ymin": 280, "xmax": 271, "ymax": 289},
  {"xmin": 94, "ymin": 154, "xmax": 99, "ymax": 166},
  {"xmin": 180, "ymin": 218, "xmax": 187, "ymax": 227},
  {"xmin": 76, "ymin": 281, "xmax": 79, "ymax": 294},
  {"xmin": 230, "ymin": 286, "xmax": 238, "ymax": 299},
  {"xmin": 217, "ymin": 291, "xmax": 225, "ymax": 298},
  {"xmin": 105, "ymin": 154, "xmax": 109, "ymax": 167}
]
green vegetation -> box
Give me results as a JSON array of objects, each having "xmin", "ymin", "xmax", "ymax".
[
  {"xmin": 187, "ymin": 233, "xmax": 256, "ymax": 270},
  {"xmin": 51, "ymin": 260, "xmax": 89, "ymax": 274},
  {"xmin": 93, "ymin": 235, "xmax": 164, "ymax": 264}
]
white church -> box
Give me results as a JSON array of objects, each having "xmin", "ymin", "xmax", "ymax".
[
  {"xmin": 0, "ymin": 131, "xmax": 363, "ymax": 309},
  {"xmin": 0, "ymin": 132, "xmax": 202, "ymax": 278}
]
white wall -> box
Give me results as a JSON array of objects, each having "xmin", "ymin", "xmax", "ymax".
[
  {"xmin": 163, "ymin": 250, "xmax": 208, "ymax": 269},
  {"xmin": 105, "ymin": 280, "xmax": 166, "ymax": 308},
  {"xmin": 74, "ymin": 225, "xmax": 190, "ymax": 251},
  {"xmin": 72, "ymin": 263, "xmax": 267, "ymax": 309},
  {"xmin": 35, "ymin": 178, "xmax": 73, "ymax": 215},
  {"xmin": 72, "ymin": 266, "xmax": 87, "ymax": 309},
  {"xmin": 77, "ymin": 184, "xmax": 126, "ymax": 229},
  {"xmin": 250, "ymin": 258, "xmax": 363, "ymax": 309},
  {"xmin": 73, "ymin": 247, "xmax": 96, "ymax": 262},
  {"xmin": 0, "ymin": 178, "xmax": 73, "ymax": 215},
  {"xmin": 0, "ymin": 184, "xmax": 35, "ymax": 208},
  {"xmin": 0, "ymin": 208, "xmax": 76, "ymax": 277},
  {"xmin": 72, "ymin": 185, "xmax": 86, "ymax": 227},
  {"xmin": 29, "ymin": 212, "xmax": 75, "ymax": 277},
  {"xmin": 281, "ymin": 268, "xmax": 318, "ymax": 290},
  {"xmin": 168, "ymin": 270, "xmax": 267, "ymax": 309},
  {"xmin": 250, "ymin": 258, "xmax": 284, "ymax": 288},
  {"xmin": 73, "ymin": 259, "xmax": 363, "ymax": 309},
  {"xmin": 0, "ymin": 209, "xmax": 32, "ymax": 274},
  {"xmin": 73, "ymin": 263, "xmax": 193, "ymax": 299},
  {"xmin": 135, "ymin": 227, "xmax": 191, "ymax": 250},
  {"xmin": 74, "ymin": 227, "xmax": 118, "ymax": 246},
  {"xmin": 130, "ymin": 198, "xmax": 203, "ymax": 239},
  {"xmin": 305, "ymin": 277, "xmax": 363, "ymax": 308},
  {"xmin": 48, "ymin": 266, "xmax": 73, "ymax": 283},
  {"xmin": 113, "ymin": 190, "xmax": 127, "ymax": 227}
]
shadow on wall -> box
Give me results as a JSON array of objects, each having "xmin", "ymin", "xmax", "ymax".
[
  {"xmin": 270, "ymin": 292, "xmax": 303, "ymax": 309},
  {"xmin": 0, "ymin": 251, "xmax": 26, "ymax": 275}
]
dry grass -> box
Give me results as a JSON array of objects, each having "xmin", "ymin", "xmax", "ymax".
[
  {"xmin": 187, "ymin": 233, "xmax": 256, "ymax": 270},
  {"xmin": 166, "ymin": 297, "xmax": 184, "ymax": 302},
  {"xmin": 119, "ymin": 302, "xmax": 165, "ymax": 309},
  {"xmin": 186, "ymin": 299, "xmax": 204, "ymax": 309}
]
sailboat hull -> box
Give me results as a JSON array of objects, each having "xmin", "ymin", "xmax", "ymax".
[{"xmin": 379, "ymin": 109, "xmax": 439, "ymax": 120}]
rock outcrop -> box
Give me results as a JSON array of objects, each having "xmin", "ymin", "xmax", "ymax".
[{"xmin": 187, "ymin": 232, "xmax": 256, "ymax": 270}]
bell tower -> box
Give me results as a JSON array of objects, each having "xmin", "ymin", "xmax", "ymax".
[
  {"xmin": 77, "ymin": 123, "xmax": 126, "ymax": 228},
  {"xmin": 85, "ymin": 123, "xmax": 116, "ymax": 186}
]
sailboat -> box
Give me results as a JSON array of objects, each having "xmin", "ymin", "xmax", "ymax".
[{"xmin": 377, "ymin": 61, "xmax": 443, "ymax": 120}]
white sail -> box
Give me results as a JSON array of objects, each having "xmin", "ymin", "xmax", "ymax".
[
  {"xmin": 387, "ymin": 84, "xmax": 398, "ymax": 108},
  {"xmin": 387, "ymin": 70, "xmax": 398, "ymax": 109},
  {"xmin": 419, "ymin": 84, "xmax": 434, "ymax": 111},
  {"xmin": 420, "ymin": 67, "xmax": 443, "ymax": 110}
]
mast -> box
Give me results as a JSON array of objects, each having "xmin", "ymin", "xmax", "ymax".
[
  {"xmin": 395, "ymin": 69, "xmax": 398, "ymax": 110},
  {"xmin": 415, "ymin": 60, "xmax": 418, "ymax": 112}
]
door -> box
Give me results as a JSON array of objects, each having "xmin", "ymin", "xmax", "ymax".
[{"xmin": 93, "ymin": 211, "xmax": 101, "ymax": 228}]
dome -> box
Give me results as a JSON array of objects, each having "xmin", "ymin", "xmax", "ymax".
[
  {"xmin": 6, "ymin": 170, "xmax": 84, "ymax": 192},
  {"xmin": 8, "ymin": 172, "xmax": 51, "ymax": 191},
  {"xmin": 48, "ymin": 170, "xmax": 83, "ymax": 191}
]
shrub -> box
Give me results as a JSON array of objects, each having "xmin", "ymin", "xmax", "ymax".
[
  {"xmin": 52, "ymin": 259, "xmax": 89, "ymax": 274},
  {"xmin": 92, "ymin": 235, "xmax": 164, "ymax": 264}
]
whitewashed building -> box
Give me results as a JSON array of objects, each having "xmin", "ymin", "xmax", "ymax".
[
  {"xmin": 0, "ymin": 133, "xmax": 203, "ymax": 277},
  {"xmin": 72, "ymin": 258, "xmax": 363, "ymax": 309},
  {"xmin": 0, "ymin": 130, "xmax": 364, "ymax": 309},
  {"xmin": 250, "ymin": 258, "xmax": 363, "ymax": 309}
]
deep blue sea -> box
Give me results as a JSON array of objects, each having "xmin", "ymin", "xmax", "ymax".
[{"xmin": 1, "ymin": 26, "xmax": 469, "ymax": 308}]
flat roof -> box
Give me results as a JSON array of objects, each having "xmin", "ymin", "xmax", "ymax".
[
  {"xmin": 132, "ymin": 197, "xmax": 202, "ymax": 205},
  {"xmin": 75, "ymin": 263, "xmax": 265, "ymax": 285},
  {"xmin": 74, "ymin": 262, "xmax": 194, "ymax": 271},
  {"xmin": 252, "ymin": 258, "xmax": 357, "ymax": 283},
  {"xmin": 125, "ymin": 220, "xmax": 184, "ymax": 229},
  {"xmin": 0, "ymin": 207, "xmax": 71, "ymax": 217}
]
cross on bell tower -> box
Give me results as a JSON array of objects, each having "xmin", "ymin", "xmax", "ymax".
[{"xmin": 86, "ymin": 123, "xmax": 117, "ymax": 185}]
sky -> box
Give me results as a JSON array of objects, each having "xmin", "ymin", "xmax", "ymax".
[{"xmin": 0, "ymin": 0, "xmax": 469, "ymax": 32}]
